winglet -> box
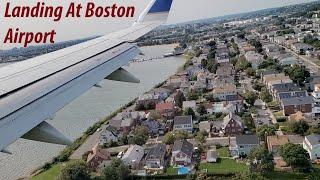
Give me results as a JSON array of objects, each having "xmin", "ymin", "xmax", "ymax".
[
  {"xmin": 148, "ymin": 0, "xmax": 173, "ymax": 14},
  {"xmin": 134, "ymin": 0, "xmax": 173, "ymax": 25}
]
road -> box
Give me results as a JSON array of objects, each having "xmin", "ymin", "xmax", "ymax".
[{"xmin": 273, "ymin": 42, "xmax": 320, "ymax": 75}]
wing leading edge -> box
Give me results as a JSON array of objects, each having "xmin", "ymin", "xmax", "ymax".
[{"xmin": 0, "ymin": 0, "xmax": 173, "ymax": 152}]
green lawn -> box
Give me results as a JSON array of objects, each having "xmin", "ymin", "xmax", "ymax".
[
  {"xmin": 166, "ymin": 166, "xmax": 178, "ymax": 175},
  {"xmin": 199, "ymin": 159, "xmax": 249, "ymax": 174},
  {"xmin": 31, "ymin": 163, "xmax": 61, "ymax": 180},
  {"xmin": 216, "ymin": 147, "xmax": 230, "ymax": 158}
]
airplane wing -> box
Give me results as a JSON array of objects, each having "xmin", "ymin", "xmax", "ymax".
[{"xmin": 0, "ymin": 0, "xmax": 174, "ymax": 153}]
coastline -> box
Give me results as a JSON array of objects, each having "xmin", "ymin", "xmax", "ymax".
[{"xmin": 29, "ymin": 47, "xmax": 187, "ymax": 179}]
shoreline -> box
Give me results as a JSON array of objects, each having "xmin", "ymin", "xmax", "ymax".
[{"xmin": 29, "ymin": 50, "xmax": 187, "ymax": 179}]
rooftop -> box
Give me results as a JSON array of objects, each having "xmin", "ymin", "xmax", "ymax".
[
  {"xmin": 305, "ymin": 134, "xmax": 320, "ymax": 146},
  {"xmin": 174, "ymin": 116, "xmax": 192, "ymax": 125},
  {"xmin": 281, "ymin": 96, "xmax": 315, "ymax": 106},
  {"xmin": 236, "ymin": 135, "xmax": 259, "ymax": 145}
]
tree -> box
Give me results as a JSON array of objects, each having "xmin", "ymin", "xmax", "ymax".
[
  {"xmin": 102, "ymin": 158, "xmax": 129, "ymax": 180},
  {"xmin": 59, "ymin": 160, "xmax": 90, "ymax": 180},
  {"xmin": 288, "ymin": 120, "xmax": 309, "ymax": 136},
  {"xmin": 175, "ymin": 91, "xmax": 186, "ymax": 108},
  {"xmin": 248, "ymin": 147, "xmax": 274, "ymax": 174},
  {"xmin": 163, "ymin": 132, "xmax": 175, "ymax": 145},
  {"xmin": 195, "ymin": 131, "xmax": 206, "ymax": 144},
  {"xmin": 257, "ymin": 125, "xmax": 276, "ymax": 139},
  {"xmin": 131, "ymin": 126, "xmax": 149, "ymax": 145},
  {"xmin": 236, "ymin": 56, "xmax": 252, "ymax": 72},
  {"xmin": 187, "ymin": 91, "xmax": 199, "ymax": 101},
  {"xmin": 246, "ymin": 67, "xmax": 256, "ymax": 77},
  {"xmin": 201, "ymin": 58, "xmax": 208, "ymax": 67},
  {"xmin": 285, "ymin": 65, "xmax": 310, "ymax": 86},
  {"xmin": 148, "ymin": 110, "xmax": 162, "ymax": 120},
  {"xmin": 279, "ymin": 143, "xmax": 310, "ymax": 170},
  {"xmin": 232, "ymin": 172, "xmax": 267, "ymax": 180},
  {"xmin": 244, "ymin": 91, "xmax": 258, "ymax": 106},
  {"xmin": 183, "ymin": 107, "xmax": 195, "ymax": 118},
  {"xmin": 242, "ymin": 112, "xmax": 255, "ymax": 130},
  {"xmin": 260, "ymin": 88, "xmax": 272, "ymax": 103},
  {"xmin": 197, "ymin": 104, "xmax": 207, "ymax": 116}
]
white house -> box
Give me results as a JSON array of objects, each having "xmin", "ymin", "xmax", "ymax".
[
  {"xmin": 303, "ymin": 134, "xmax": 320, "ymax": 161},
  {"xmin": 173, "ymin": 116, "xmax": 193, "ymax": 133},
  {"xmin": 99, "ymin": 125, "xmax": 122, "ymax": 146},
  {"xmin": 171, "ymin": 139, "xmax": 194, "ymax": 166},
  {"xmin": 121, "ymin": 145, "xmax": 145, "ymax": 169}
]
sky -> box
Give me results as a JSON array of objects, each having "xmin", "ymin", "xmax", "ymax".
[{"xmin": 0, "ymin": 0, "xmax": 316, "ymax": 49}]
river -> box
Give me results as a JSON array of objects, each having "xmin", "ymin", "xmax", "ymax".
[{"xmin": 0, "ymin": 45, "xmax": 185, "ymax": 180}]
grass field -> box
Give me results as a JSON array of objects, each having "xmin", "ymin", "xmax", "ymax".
[
  {"xmin": 166, "ymin": 166, "xmax": 178, "ymax": 175},
  {"xmin": 199, "ymin": 159, "xmax": 249, "ymax": 174},
  {"xmin": 31, "ymin": 163, "xmax": 61, "ymax": 180},
  {"xmin": 216, "ymin": 147, "xmax": 230, "ymax": 158}
]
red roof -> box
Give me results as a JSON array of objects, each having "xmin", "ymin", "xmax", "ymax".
[{"xmin": 156, "ymin": 102, "xmax": 174, "ymax": 111}]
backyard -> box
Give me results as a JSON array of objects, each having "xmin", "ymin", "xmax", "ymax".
[{"xmin": 199, "ymin": 159, "xmax": 249, "ymax": 174}]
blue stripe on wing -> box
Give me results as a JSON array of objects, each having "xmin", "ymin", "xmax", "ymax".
[{"xmin": 148, "ymin": 0, "xmax": 173, "ymax": 13}]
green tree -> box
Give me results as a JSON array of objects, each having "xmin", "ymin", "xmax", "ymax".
[
  {"xmin": 288, "ymin": 120, "xmax": 309, "ymax": 136},
  {"xmin": 175, "ymin": 91, "xmax": 186, "ymax": 108},
  {"xmin": 197, "ymin": 104, "xmax": 207, "ymax": 116},
  {"xmin": 285, "ymin": 65, "xmax": 310, "ymax": 85},
  {"xmin": 260, "ymin": 88, "xmax": 272, "ymax": 103},
  {"xmin": 195, "ymin": 131, "xmax": 206, "ymax": 144},
  {"xmin": 163, "ymin": 132, "xmax": 175, "ymax": 145},
  {"xmin": 187, "ymin": 91, "xmax": 199, "ymax": 101},
  {"xmin": 279, "ymin": 143, "xmax": 310, "ymax": 170},
  {"xmin": 131, "ymin": 126, "xmax": 149, "ymax": 145},
  {"xmin": 257, "ymin": 125, "xmax": 276, "ymax": 139},
  {"xmin": 248, "ymin": 147, "xmax": 274, "ymax": 174},
  {"xmin": 59, "ymin": 160, "xmax": 90, "ymax": 180},
  {"xmin": 102, "ymin": 158, "xmax": 130, "ymax": 180},
  {"xmin": 201, "ymin": 59, "xmax": 208, "ymax": 67},
  {"xmin": 246, "ymin": 67, "xmax": 256, "ymax": 77},
  {"xmin": 236, "ymin": 56, "xmax": 252, "ymax": 72},
  {"xmin": 244, "ymin": 91, "xmax": 258, "ymax": 106},
  {"xmin": 232, "ymin": 172, "xmax": 267, "ymax": 180},
  {"xmin": 183, "ymin": 107, "xmax": 195, "ymax": 118}
]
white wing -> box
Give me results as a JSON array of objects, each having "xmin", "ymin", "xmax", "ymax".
[{"xmin": 0, "ymin": 0, "xmax": 174, "ymax": 153}]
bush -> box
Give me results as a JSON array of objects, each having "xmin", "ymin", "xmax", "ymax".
[{"xmin": 276, "ymin": 117, "xmax": 286, "ymax": 122}]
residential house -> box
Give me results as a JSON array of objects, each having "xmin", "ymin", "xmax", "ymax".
[
  {"xmin": 267, "ymin": 135, "xmax": 289, "ymax": 155},
  {"xmin": 144, "ymin": 143, "xmax": 167, "ymax": 170},
  {"xmin": 279, "ymin": 56, "xmax": 298, "ymax": 66},
  {"xmin": 303, "ymin": 134, "xmax": 320, "ymax": 161},
  {"xmin": 280, "ymin": 96, "xmax": 315, "ymax": 116},
  {"xmin": 189, "ymin": 81, "xmax": 207, "ymax": 93},
  {"xmin": 230, "ymin": 135, "xmax": 260, "ymax": 157},
  {"xmin": 312, "ymin": 84, "xmax": 320, "ymax": 114},
  {"xmin": 99, "ymin": 125, "xmax": 122, "ymax": 146},
  {"xmin": 172, "ymin": 139, "xmax": 194, "ymax": 166},
  {"xmin": 216, "ymin": 63, "xmax": 235, "ymax": 77},
  {"xmin": 245, "ymin": 51, "xmax": 264, "ymax": 70},
  {"xmin": 278, "ymin": 91, "xmax": 308, "ymax": 100},
  {"xmin": 87, "ymin": 144, "xmax": 111, "ymax": 171},
  {"xmin": 142, "ymin": 119, "xmax": 165, "ymax": 136},
  {"xmin": 149, "ymin": 88, "xmax": 172, "ymax": 101},
  {"xmin": 122, "ymin": 145, "xmax": 145, "ymax": 169},
  {"xmin": 199, "ymin": 121, "xmax": 212, "ymax": 133},
  {"xmin": 291, "ymin": 42, "xmax": 314, "ymax": 54},
  {"xmin": 137, "ymin": 93, "xmax": 161, "ymax": 109},
  {"xmin": 271, "ymin": 83, "xmax": 300, "ymax": 99},
  {"xmin": 155, "ymin": 102, "xmax": 176, "ymax": 120},
  {"xmin": 222, "ymin": 113, "xmax": 244, "ymax": 135},
  {"xmin": 173, "ymin": 116, "xmax": 193, "ymax": 133},
  {"xmin": 182, "ymin": 100, "xmax": 197, "ymax": 111},
  {"xmin": 212, "ymin": 84, "xmax": 237, "ymax": 101},
  {"xmin": 263, "ymin": 73, "xmax": 292, "ymax": 89},
  {"xmin": 215, "ymin": 47, "xmax": 230, "ymax": 64}
]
